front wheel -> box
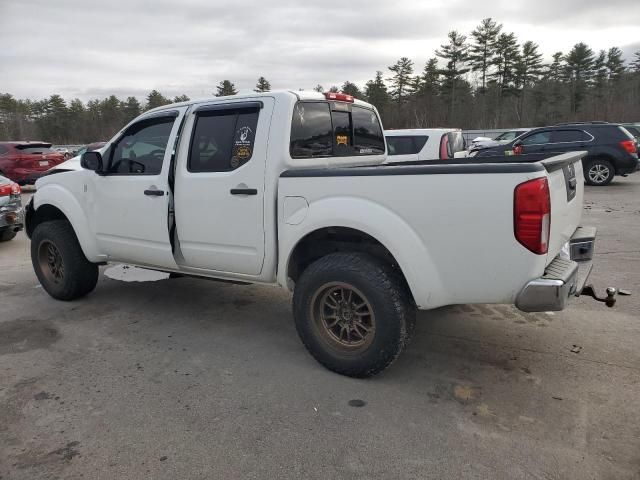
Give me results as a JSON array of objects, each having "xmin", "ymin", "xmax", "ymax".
[
  {"xmin": 584, "ymin": 158, "xmax": 614, "ymax": 186},
  {"xmin": 293, "ymin": 252, "xmax": 416, "ymax": 378},
  {"xmin": 31, "ymin": 220, "xmax": 99, "ymax": 301}
]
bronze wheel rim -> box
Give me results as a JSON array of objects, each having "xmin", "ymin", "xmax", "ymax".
[
  {"xmin": 38, "ymin": 240, "xmax": 64, "ymax": 284},
  {"xmin": 311, "ymin": 282, "xmax": 376, "ymax": 352}
]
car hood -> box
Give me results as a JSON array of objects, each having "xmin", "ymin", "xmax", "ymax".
[{"xmin": 47, "ymin": 155, "xmax": 82, "ymax": 172}]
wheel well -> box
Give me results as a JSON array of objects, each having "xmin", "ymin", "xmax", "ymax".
[
  {"xmin": 26, "ymin": 204, "xmax": 68, "ymax": 238},
  {"xmin": 287, "ymin": 227, "xmax": 412, "ymax": 298}
]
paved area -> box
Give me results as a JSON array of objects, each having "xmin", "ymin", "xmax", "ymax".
[{"xmin": 1, "ymin": 178, "xmax": 639, "ymax": 480}]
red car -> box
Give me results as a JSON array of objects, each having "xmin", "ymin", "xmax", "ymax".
[{"xmin": 0, "ymin": 141, "xmax": 66, "ymax": 185}]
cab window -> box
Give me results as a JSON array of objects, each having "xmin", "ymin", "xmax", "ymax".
[{"xmin": 107, "ymin": 117, "xmax": 175, "ymax": 175}]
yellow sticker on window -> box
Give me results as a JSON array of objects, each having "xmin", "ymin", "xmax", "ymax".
[{"xmin": 336, "ymin": 135, "xmax": 348, "ymax": 146}]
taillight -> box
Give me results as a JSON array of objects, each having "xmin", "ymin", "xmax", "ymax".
[
  {"xmin": 514, "ymin": 177, "xmax": 550, "ymax": 255},
  {"xmin": 324, "ymin": 92, "xmax": 354, "ymax": 102},
  {"xmin": 439, "ymin": 135, "xmax": 449, "ymax": 159},
  {"xmin": 0, "ymin": 183, "xmax": 21, "ymax": 197},
  {"xmin": 620, "ymin": 139, "xmax": 637, "ymax": 154}
]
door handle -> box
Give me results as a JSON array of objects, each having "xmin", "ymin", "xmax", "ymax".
[
  {"xmin": 144, "ymin": 189, "xmax": 165, "ymax": 196},
  {"xmin": 230, "ymin": 188, "xmax": 257, "ymax": 195}
]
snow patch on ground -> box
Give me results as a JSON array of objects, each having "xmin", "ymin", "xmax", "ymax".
[{"xmin": 104, "ymin": 264, "xmax": 170, "ymax": 282}]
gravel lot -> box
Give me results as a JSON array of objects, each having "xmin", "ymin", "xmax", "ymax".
[{"xmin": 1, "ymin": 178, "xmax": 639, "ymax": 480}]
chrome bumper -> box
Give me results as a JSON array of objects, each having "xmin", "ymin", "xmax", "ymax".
[{"xmin": 516, "ymin": 227, "xmax": 595, "ymax": 312}]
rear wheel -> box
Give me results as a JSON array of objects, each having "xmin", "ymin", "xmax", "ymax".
[
  {"xmin": 31, "ymin": 220, "xmax": 99, "ymax": 300},
  {"xmin": 0, "ymin": 229, "xmax": 17, "ymax": 242},
  {"xmin": 584, "ymin": 158, "xmax": 614, "ymax": 186},
  {"xmin": 293, "ymin": 252, "xmax": 415, "ymax": 378}
]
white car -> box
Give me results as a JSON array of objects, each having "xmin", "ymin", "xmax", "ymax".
[
  {"xmin": 25, "ymin": 91, "xmax": 606, "ymax": 377},
  {"xmin": 385, "ymin": 128, "xmax": 468, "ymax": 161},
  {"xmin": 470, "ymin": 129, "xmax": 532, "ymax": 151}
]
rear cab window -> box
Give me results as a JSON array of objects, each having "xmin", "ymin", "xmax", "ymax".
[{"xmin": 290, "ymin": 101, "xmax": 384, "ymax": 158}]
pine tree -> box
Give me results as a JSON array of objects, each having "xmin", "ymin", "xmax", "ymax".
[
  {"xmin": 468, "ymin": 18, "xmax": 502, "ymax": 91},
  {"xmin": 606, "ymin": 47, "xmax": 625, "ymax": 81},
  {"xmin": 413, "ymin": 58, "xmax": 440, "ymax": 96},
  {"xmin": 215, "ymin": 80, "xmax": 237, "ymax": 97},
  {"xmin": 491, "ymin": 33, "xmax": 520, "ymax": 96},
  {"xmin": 145, "ymin": 90, "xmax": 171, "ymax": 110},
  {"xmin": 387, "ymin": 57, "xmax": 414, "ymax": 103},
  {"xmin": 173, "ymin": 94, "xmax": 190, "ymax": 102},
  {"xmin": 121, "ymin": 96, "xmax": 142, "ymax": 122},
  {"xmin": 364, "ymin": 71, "xmax": 390, "ymax": 114},
  {"xmin": 631, "ymin": 51, "xmax": 640, "ymax": 73},
  {"xmin": 516, "ymin": 41, "xmax": 543, "ymax": 122},
  {"xmin": 341, "ymin": 81, "xmax": 364, "ymax": 99},
  {"xmin": 436, "ymin": 31, "xmax": 469, "ymax": 117},
  {"xmin": 313, "ymin": 84, "xmax": 324, "ymax": 92},
  {"xmin": 564, "ymin": 42, "xmax": 595, "ymax": 114},
  {"xmin": 327, "ymin": 86, "xmax": 340, "ymax": 93},
  {"xmin": 254, "ymin": 76, "xmax": 271, "ymax": 93}
]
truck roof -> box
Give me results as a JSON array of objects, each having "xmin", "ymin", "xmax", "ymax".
[{"xmin": 145, "ymin": 90, "xmax": 375, "ymax": 116}]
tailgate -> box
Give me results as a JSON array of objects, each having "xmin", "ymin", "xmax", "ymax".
[{"xmin": 541, "ymin": 152, "xmax": 585, "ymax": 265}]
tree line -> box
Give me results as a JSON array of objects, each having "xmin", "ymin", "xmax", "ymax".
[{"xmin": 1, "ymin": 17, "xmax": 639, "ymax": 144}]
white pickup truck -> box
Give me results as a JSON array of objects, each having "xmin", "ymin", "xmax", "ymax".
[{"xmin": 26, "ymin": 91, "xmax": 609, "ymax": 377}]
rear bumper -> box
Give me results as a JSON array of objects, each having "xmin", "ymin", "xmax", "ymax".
[{"xmin": 516, "ymin": 227, "xmax": 595, "ymax": 312}]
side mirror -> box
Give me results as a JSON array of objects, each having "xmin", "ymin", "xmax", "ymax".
[{"xmin": 81, "ymin": 151, "xmax": 103, "ymax": 172}]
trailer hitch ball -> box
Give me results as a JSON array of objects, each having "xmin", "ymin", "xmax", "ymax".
[{"xmin": 581, "ymin": 285, "xmax": 617, "ymax": 308}]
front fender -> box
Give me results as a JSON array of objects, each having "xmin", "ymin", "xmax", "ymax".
[
  {"xmin": 32, "ymin": 183, "xmax": 104, "ymax": 262},
  {"xmin": 278, "ymin": 195, "xmax": 445, "ymax": 309}
]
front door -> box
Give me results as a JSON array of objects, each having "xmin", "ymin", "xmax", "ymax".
[
  {"xmin": 89, "ymin": 110, "xmax": 185, "ymax": 268},
  {"xmin": 174, "ymin": 98, "xmax": 272, "ymax": 276}
]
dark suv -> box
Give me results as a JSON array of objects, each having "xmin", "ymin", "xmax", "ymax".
[{"xmin": 474, "ymin": 122, "xmax": 639, "ymax": 185}]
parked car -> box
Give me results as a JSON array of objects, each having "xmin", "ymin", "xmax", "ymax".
[
  {"xmin": 26, "ymin": 91, "xmax": 607, "ymax": 377},
  {"xmin": 0, "ymin": 175, "xmax": 23, "ymax": 242},
  {"xmin": 385, "ymin": 128, "xmax": 467, "ymax": 161},
  {"xmin": 470, "ymin": 129, "xmax": 531, "ymax": 151},
  {"xmin": 473, "ymin": 122, "xmax": 639, "ymax": 185},
  {"xmin": 0, "ymin": 142, "xmax": 65, "ymax": 185}
]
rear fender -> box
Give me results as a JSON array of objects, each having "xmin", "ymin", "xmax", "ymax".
[{"xmin": 279, "ymin": 196, "xmax": 445, "ymax": 309}]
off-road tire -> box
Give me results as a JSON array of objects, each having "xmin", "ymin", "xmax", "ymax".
[
  {"xmin": 0, "ymin": 229, "xmax": 17, "ymax": 242},
  {"xmin": 584, "ymin": 158, "xmax": 614, "ymax": 186},
  {"xmin": 31, "ymin": 220, "xmax": 99, "ymax": 300},
  {"xmin": 293, "ymin": 252, "xmax": 416, "ymax": 378}
]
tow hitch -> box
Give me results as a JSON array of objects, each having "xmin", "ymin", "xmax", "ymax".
[{"xmin": 580, "ymin": 285, "xmax": 617, "ymax": 308}]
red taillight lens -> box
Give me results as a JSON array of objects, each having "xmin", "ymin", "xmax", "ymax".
[
  {"xmin": 324, "ymin": 92, "xmax": 354, "ymax": 102},
  {"xmin": 0, "ymin": 183, "xmax": 20, "ymax": 196},
  {"xmin": 514, "ymin": 177, "xmax": 550, "ymax": 255},
  {"xmin": 439, "ymin": 135, "xmax": 449, "ymax": 159},
  {"xmin": 620, "ymin": 139, "xmax": 637, "ymax": 154}
]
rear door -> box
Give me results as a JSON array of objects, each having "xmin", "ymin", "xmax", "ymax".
[
  {"xmin": 173, "ymin": 98, "xmax": 273, "ymax": 275},
  {"xmin": 545, "ymin": 129, "xmax": 590, "ymax": 153}
]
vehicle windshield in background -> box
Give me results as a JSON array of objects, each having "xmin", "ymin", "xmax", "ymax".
[{"xmin": 15, "ymin": 145, "xmax": 55, "ymax": 154}]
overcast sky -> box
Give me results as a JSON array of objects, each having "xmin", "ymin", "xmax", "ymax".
[{"xmin": 1, "ymin": 0, "xmax": 639, "ymax": 102}]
